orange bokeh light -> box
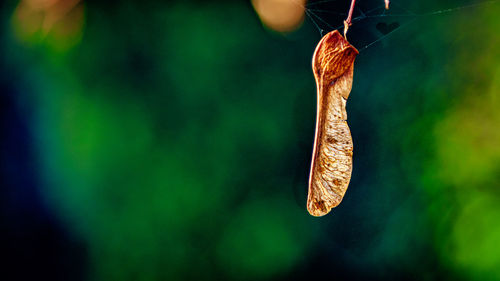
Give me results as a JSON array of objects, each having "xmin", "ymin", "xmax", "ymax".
[
  {"xmin": 12, "ymin": 0, "xmax": 84, "ymax": 51},
  {"xmin": 251, "ymin": 0, "xmax": 306, "ymax": 33}
]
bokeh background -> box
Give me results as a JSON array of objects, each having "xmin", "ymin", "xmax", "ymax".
[{"xmin": 1, "ymin": 0, "xmax": 499, "ymax": 280}]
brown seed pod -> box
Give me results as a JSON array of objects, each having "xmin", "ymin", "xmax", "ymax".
[{"xmin": 307, "ymin": 30, "xmax": 358, "ymax": 217}]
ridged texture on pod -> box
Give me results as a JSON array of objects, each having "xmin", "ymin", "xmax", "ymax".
[{"xmin": 307, "ymin": 30, "xmax": 358, "ymax": 217}]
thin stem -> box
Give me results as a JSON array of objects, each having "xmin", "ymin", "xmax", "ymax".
[
  {"xmin": 343, "ymin": 0, "xmax": 356, "ymax": 37},
  {"xmin": 343, "ymin": 0, "xmax": 390, "ymax": 37}
]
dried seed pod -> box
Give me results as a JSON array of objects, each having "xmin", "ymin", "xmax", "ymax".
[{"xmin": 307, "ymin": 30, "xmax": 358, "ymax": 217}]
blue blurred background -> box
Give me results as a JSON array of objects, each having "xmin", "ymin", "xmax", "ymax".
[{"xmin": 1, "ymin": 0, "xmax": 499, "ymax": 280}]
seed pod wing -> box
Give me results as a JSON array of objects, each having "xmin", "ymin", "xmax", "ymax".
[{"xmin": 307, "ymin": 30, "xmax": 358, "ymax": 217}]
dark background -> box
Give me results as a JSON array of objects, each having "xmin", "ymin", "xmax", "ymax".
[{"xmin": 1, "ymin": 0, "xmax": 500, "ymax": 280}]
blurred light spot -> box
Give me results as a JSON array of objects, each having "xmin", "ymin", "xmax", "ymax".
[
  {"xmin": 251, "ymin": 0, "xmax": 306, "ymax": 32},
  {"xmin": 433, "ymin": 68, "xmax": 500, "ymax": 189},
  {"xmin": 451, "ymin": 193, "xmax": 500, "ymax": 280},
  {"xmin": 12, "ymin": 0, "xmax": 85, "ymax": 51}
]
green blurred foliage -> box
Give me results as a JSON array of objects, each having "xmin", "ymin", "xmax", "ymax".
[{"xmin": 2, "ymin": 0, "xmax": 500, "ymax": 280}]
